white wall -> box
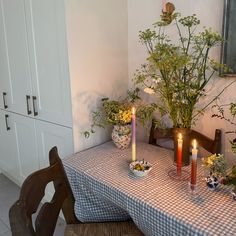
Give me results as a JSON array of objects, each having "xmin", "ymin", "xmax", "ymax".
[
  {"xmin": 65, "ymin": 0, "xmax": 128, "ymax": 152},
  {"xmin": 64, "ymin": 0, "xmax": 236, "ymax": 162},
  {"xmin": 128, "ymin": 0, "xmax": 236, "ymax": 163}
]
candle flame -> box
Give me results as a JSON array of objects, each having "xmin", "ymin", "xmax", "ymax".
[
  {"xmin": 178, "ymin": 133, "xmax": 182, "ymax": 140},
  {"xmin": 132, "ymin": 107, "xmax": 136, "ymax": 115},
  {"xmin": 193, "ymin": 139, "xmax": 197, "ymax": 149}
]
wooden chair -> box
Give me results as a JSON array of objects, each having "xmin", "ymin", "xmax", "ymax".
[
  {"xmin": 9, "ymin": 147, "xmax": 144, "ymax": 236},
  {"xmin": 149, "ymin": 122, "xmax": 222, "ymax": 154}
]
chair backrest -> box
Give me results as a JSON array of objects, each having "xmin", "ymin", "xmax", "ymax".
[
  {"xmin": 190, "ymin": 129, "xmax": 221, "ymax": 154},
  {"xmin": 149, "ymin": 122, "xmax": 222, "ymax": 154},
  {"xmin": 9, "ymin": 147, "xmax": 79, "ymax": 236}
]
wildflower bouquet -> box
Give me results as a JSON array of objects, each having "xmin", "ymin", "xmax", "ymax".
[{"xmin": 134, "ymin": 13, "xmax": 232, "ymax": 129}]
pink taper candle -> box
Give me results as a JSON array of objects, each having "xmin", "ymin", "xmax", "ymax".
[
  {"xmin": 177, "ymin": 133, "xmax": 183, "ymax": 175},
  {"xmin": 131, "ymin": 107, "xmax": 136, "ymax": 162}
]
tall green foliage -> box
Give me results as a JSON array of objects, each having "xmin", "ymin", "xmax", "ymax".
[{"xmin": 134, "ymin": 13, "xmax": 232, "ymax": 128}]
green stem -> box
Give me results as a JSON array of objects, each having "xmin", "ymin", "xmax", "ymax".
[
  {"xmin": 192, "ymin": 80, "xmax": 236, "ymax": 120},
  {"xmin": 188, "ymin": 44, "xmax": 206, "ymax": 74},
  {"xmin": 175, "ymin": 19, "xmax": 185, "ymax": 49},
  {"xmin": 203, "ymin": 48, "xmax": 210, "ymax": 81},
  {"xmin": 185, "ymin": 27, "xmax": 192, "ymax": 54}
]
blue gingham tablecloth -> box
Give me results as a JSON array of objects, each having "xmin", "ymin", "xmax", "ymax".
[{"xmin": 62, "ymin": 142, "xmax": 236, "ymax": 236}]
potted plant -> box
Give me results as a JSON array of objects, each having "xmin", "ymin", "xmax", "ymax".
[
  {"xmin": 83, "ymin": 89, "xmax": 157, "ymax": 149},
  {"xmin": 202, "ymin": 154, "xmax": 227, "ymax": 190},
  {"xmin": 134, "ymin": 13, "xmax": 233, "ymax": 164},
  {"xmin": 83, "ymin": 97, "xmax": 133, "ymax": 149}
]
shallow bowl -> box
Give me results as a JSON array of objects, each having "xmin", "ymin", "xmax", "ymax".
[{"xmin": 129, "ymin": 160, "xmax": 152, "ymax": 177}]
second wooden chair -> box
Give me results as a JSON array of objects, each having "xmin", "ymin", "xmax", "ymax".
[{"xmin": 149, "ymin": 123, "xmax": 221, "ymax": 155}]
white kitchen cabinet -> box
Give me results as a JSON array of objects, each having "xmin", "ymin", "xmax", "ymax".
[
  {"xmin": 0, "ymin": 4, "xmax": 9, "ymax": 110},
  {"xmin": 24, "ymin": 0, "xmax": 72, "ymax": 127},
  {"xmin": 0, "ymin": 0, "xmax": 128, "ymax": 187},
  {"xmin": 0, "ymin": 0, "xmax": 33, "ymax": 115},
  {"xmin": 0, "ymin": 0, "xmax": 72, "ymax": 127},
  {"xmin": 0, "ymin": 0, "xmax": 74, "ymax": 186},
  {"xmin": 0, "ymin": 110, "xmax": 38, "ymax": 185},
  {"xmin": 36, "ymin": 119, "xmax": 74, "ymax": 169},
  {"xmin": 11, "ymin": 112, "xmax": 39, "ymax": 184},
  {"xmin": 36, "ymin": 119, "xmax": 74, "ymax": 200},
  {"xmin": 15, "ymin": 114, "xmax": 74, "ymax": 186},
  {"xmin": 0, "ymin": 109, "xmax": 74, "ymax": 186},
  {"xmin": 0, "ymin": 1, "xmax": 13, "ymax": 110},
  {"xmin": 0, "ymin": 110, "xmax": 20, "ymax": 184}
]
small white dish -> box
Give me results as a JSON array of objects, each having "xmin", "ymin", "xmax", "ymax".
[{"xmin": 129, "ymin": 160, "xmax": 152, "ymax": 177}]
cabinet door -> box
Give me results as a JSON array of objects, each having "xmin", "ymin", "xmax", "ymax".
[
  {"xmin": 25, "ymin": 0, "xmax": 72, "ymax": 127},
  {"xmin": 11, "ymin": 113, "xmax": 39, "ymax": 184},
  {"xmin": 0, "ymin": 0, "xmax": 33, "ymax": 115},
  {"xmin": 0, "ymin": 110, "xmax": 20, "ymax": 184},
  {"xmin": 36, "ymin": 119, "xmax": 73, "ymax": 200},
  {"xmin": 0, "ymin": 3, "xmax": 11, "ymax": 110},
  {"xmin": 36, "ymin": 120, "xmax": 74, "ymax": 169}
]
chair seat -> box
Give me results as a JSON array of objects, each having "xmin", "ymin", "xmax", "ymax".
[{"xmin": 65, "ymin": 221, "xmax": 144, "ymax": 236}]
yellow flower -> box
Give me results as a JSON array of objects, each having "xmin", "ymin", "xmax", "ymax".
[
  {"xmin": 117, "ymin": 109, "xmax": 132, "ymax": 124},
  {"xmin": 207, "ymin": 160, "xmax": 213, "ymax": 165},
  {"xmin": 144, "ymin": 87, "xmax": 155, "ymax": 94}
]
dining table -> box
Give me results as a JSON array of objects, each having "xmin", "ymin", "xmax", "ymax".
[{"xmin": 62, "ymin": 141, "xmax": 236, "ymax": 236}]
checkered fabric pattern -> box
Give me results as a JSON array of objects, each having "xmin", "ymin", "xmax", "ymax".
[{"xmin": 63, "ymin": 142, "xmax": 236, "ymax": 236}]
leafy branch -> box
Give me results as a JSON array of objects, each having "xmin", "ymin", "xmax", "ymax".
[{"xmin": 133, "ymin": 13, "xmax": 232, "ymax": 128}]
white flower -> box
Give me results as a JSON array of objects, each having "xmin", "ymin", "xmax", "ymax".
[
  {"xmin": 181, "ymin": 99, "xmax": 188, "ymax": 104},
  {"xmin": 154, "ymin": 77, "xmax": 162, "ymax": 83},
  {"xmin": 144, "ymin": 87, "xmax": 155, "ymax": 94},
  {"xmin": 189, "ymin": 88, "xmax": 197, "ymax": 96},
  {"xmin": 172, "ymin": 93, "xmax": 178, "ymax": 101}
]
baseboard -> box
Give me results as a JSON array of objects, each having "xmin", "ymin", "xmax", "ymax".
[{"xmin": 0, "ymin": 169, "xmax": 21, "ymax": 187}]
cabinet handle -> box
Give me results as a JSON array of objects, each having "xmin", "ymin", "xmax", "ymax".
[
  {"xmin": 26, "ymin": 95, "xmax": 32, "ymax": 115},
  {"xmin": 3, "ymin": 92, "xmax": 8, "ymax": 109},
  {"xmin": 32, "ymin": 96, "xmax": 38, "ymax": 116},
  {"xmin": 5, "ymin": 114, "xmax": 10, "ymax": 131}
]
